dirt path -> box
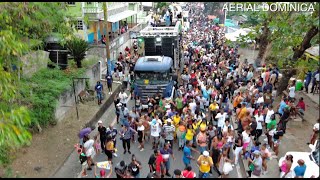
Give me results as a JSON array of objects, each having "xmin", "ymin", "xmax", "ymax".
[{"xmin": 0, "ymin": 84, "xmax": 119, "ymax": 178}]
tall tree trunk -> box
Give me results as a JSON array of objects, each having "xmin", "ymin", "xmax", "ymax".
[
  {"xmin": 255, "ymin": 21, "xmax": 270, "ymax": 67},
  {"xmin": 277, "ymin": 26, "xmax": 319, "ymax": 95},
  {"xmin": 292, "ymin": 26, "xmax": 319, "ymax": 61}
]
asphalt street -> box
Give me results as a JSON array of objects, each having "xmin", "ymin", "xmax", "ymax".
[{"xmin": 52, "ymin": 89, "xmax": 246, "ymax": 178}]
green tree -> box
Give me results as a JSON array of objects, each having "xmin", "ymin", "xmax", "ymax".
[
  {"xmin": 0, "ymin": 31, "xmax": 32, "ymax": 165},
  {"xmin": 237, "ymin": 2, "xmax": 319, "ymax": 93},
  {"xmin": 66, "ymin": 37, "xmax": 91, "ymax": 68},
  {"xmin": 0, "ymin": 2, "xmax": 74, "ymax": 166},
  {"xmin": 156, "ymin": 2, "xmax": 169, "ymax": 10}
]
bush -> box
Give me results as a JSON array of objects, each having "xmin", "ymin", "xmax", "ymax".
[{"xmin": 19, "ymin": 67, "xmax": 86, "ymax": 127}]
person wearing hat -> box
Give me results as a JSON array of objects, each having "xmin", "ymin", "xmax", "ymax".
[
  {"xmin": 196, "ymin": 123, "xmax": 207, "ymax": 154},
  {"xmin": 197, "ymin": 150, "xmax": 213, "ymax": 178},
  {"xmin": 118, "ymin": 103, "xmax": 129, "ymax": 126},
  {"xmin": 247, "ymin": 150, "xmax": 263, "ymax": 178},
  {"xmin": 162, "ymin": 118, "xmax": 175, "ymax": 148}
]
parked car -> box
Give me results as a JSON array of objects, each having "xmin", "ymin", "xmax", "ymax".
[{"xmin": 278, "ymin": 140, "xmax": 319, "ymax": 178}]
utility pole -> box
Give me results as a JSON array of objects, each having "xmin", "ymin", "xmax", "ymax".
[{"xmin": 103, "ymin": 2, "xmax": 111, "ymax": 75}]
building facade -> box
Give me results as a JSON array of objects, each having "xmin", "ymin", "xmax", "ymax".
[{"xmin": 66, "ymin": 2, "xmax": 141, "ymax": 44}]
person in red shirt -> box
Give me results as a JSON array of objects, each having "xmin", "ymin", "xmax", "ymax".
[
  {"xmin": 125, "ymin": 46, "xmax": 130, "ymax": 52},
  {"xmin": 294, "ymin": 97, "xmax": 306, "ymax": 118},
  {"xmin": 155, "ymin": 149, "xmax": 165, "ymax": 178},
  {"xmin": 182, "ymin": 165, "xmax": 196, "ymax": 178},
  {"xmin": 118, "ymin": 52, "xmax": 124, "ymax": 62}
]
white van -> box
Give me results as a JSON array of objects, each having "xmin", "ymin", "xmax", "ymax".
[{"xmin": 278, "ymin": 140, "xmax": 319, "ymax": 178}]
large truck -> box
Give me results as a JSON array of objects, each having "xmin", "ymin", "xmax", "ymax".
[
  {"xmin": 133, "ymin": 56, "xmax": 176, "ymax": 108},
  {"xmin": 133, "ymin": 20, "xmax": 183, "ymax": 108}
]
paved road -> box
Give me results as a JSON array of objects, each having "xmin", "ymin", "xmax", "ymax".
[{"xmin": 53, "ymin": 90, "xmax": 245, "ymax": 178}]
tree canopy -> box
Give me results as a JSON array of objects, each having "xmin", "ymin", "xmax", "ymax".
[{"xmin": 0, "ymin": 2, "xmax": 74, "ymax": 165}]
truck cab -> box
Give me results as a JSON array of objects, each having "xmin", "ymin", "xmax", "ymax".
[{"xmin": 133, "ymin": 56, "xmax": 176, "ymax": 108}]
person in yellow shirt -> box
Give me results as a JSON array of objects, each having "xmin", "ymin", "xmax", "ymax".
[
  {"xmin": 185, "ymin": 124, "xmax": 195, "ymax": 145},
  {"xmin": 233, "ymin": 92, "xmax": 242, "ymax": 112},
  {"xmin": 209, "ymin": 101, "xmax": 219, "ymax": 124},
  {"xmin": 197, "ymin": 151, "xmax": 213, "ymax": 178},
  {"xmin": 199, "ymin": 119, "xmax": 207, "ymax": 131},
  {"xmin": 236, "ymin": 103, "xmax": 247, "ymax": 132},
  {"xmin": 173, "ymin": 113, "xmax": 181, "ymax": 141}
]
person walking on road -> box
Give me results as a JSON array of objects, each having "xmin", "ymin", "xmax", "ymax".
[
  {"xmin": 197, "ymin": 150, "xmax": 213, "ymax": 178},
  {"xmin": 120, "ymin": 124, "xmax": 137, "ymax": 154},
  {"xmin": 106, "ymin": 125, "xmax": 118, "ymax": 157},
  {"xmin": 106, "ymin": 74, "xmax": 113, "ymax": 94},
  {"xmin": 95, "ymin": 81, "xmax": 104, "ymax": 105},
  {"xmin": 115, "ymin": 160, "xmax": 127, "ymax": 178},
  {"xmin": 128, "ymin": 154, "xmax": 142, "ymax": 178},
  {"xmin": 183, "ymin": 140, "xmax": 200, "ymax": 168},
  {"xmin": 162, "ymin": 118, "xmax": 175, "ymax": 148},
  {"xmin": 246, "ymin": 150, "xmax": 263, "ymax": 178},
  {"xmin": 118, "ymin": 103, "xmax": 129, "ymax": 126},
  {"xmin": 97, "ymin": 120, "xmax": 107, "ymax": 152},
  {"xmin": 105, "ymin": 136, "xmax": 115, "ymax": 163},
  {"xmin": 160, "ymin": 143, "xmax": 176, "ymax": 177},
  {"xmin": 119, "ymin": 89, "xmax": 128, "ymax": 107},
  {"xmin": 136, "ymin": 118, "xmax": 145, "ymax": 151},
  {"xmin": 149, "ymin": 118, "xmax": 162, "ymax": 150},
  {"xmin": 83, "ymin": 135, "xmax": 96, "ymax": 171}
]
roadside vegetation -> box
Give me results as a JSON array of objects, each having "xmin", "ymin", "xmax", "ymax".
[
  {"xmin": 211, "ymin": 2, "xmax": 319, "ymax": 93},
  {"xmin": 0, "ymin": 2, "xmax": 92, "ymax": 169}
]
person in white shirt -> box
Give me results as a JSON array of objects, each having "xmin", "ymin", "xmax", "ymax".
[
  {"xmin": 257, "ymin": 93, "xmax": 264, "ymax": 105},
  {"xmin": 149, "ymin": 118, "xmax": 162, "ymax": 149},
  {"xmin": 254, "ymin": 111, "xmax": 264, "ymax": 141},
  {"xmin": 189, "ymin": 99, "xmax": 197, "ymax": 115},
  {"xmin": 288, "ymin": 84, "xmax": 295, "ymax": 100},
  {"xmin": 119, "ymin": 90, "xmax": 128, "ymax": 107},
  {"xmin": 222, "ymin": 118, "xmax": 234, "ymax": 134},
  {"xmin": 315, "ymin": 73, "xmax": 319, "ymax": 82},
  {"xmin": 309, "ymin": 119, "xmax": 319, "ymax": 145},
  {"xmin": 265, "ymin": 105, "xmax": 274, "ymax": 128},
  {"xmin": 149, "ymin": 16, "xmax": 155, "ymax": 27},
  {"xmin": 216, "ymin": 109, "xmax": 227, "ymax": 135}
]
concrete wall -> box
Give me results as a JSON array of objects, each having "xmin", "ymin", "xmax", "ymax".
[
  {"xmin": 54, "ymin": 62, "xmax": 101, "ymax": 122},
  {"xmin": 20, "ymin": 50, "xmax": 50, "ymax": 78}
]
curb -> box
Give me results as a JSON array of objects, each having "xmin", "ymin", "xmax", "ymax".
[{"xmin": 50, "ymin": 83, "xmax": 121, "ymax": 177}]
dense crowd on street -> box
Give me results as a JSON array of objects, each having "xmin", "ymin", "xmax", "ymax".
[{"xmin": 77, "ymin": 3, "xmax": 319, "ymax": 179}]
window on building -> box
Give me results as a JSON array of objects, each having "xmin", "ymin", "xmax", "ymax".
[
  {"xmin": 66, "ymin": 2, "xmax": 75, "ymax": 5},
  {"xmin": 76, "ymin": 20, "xmax": 83, "ymax": 30},
  {"xmin": 86, "ymin": 2, "xmax": 92, "ymax": 5}
]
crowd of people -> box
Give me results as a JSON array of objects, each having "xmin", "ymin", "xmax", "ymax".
[{"xmin": 79, "ymin": 3, "xmax": 318, "ymax": 179}]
